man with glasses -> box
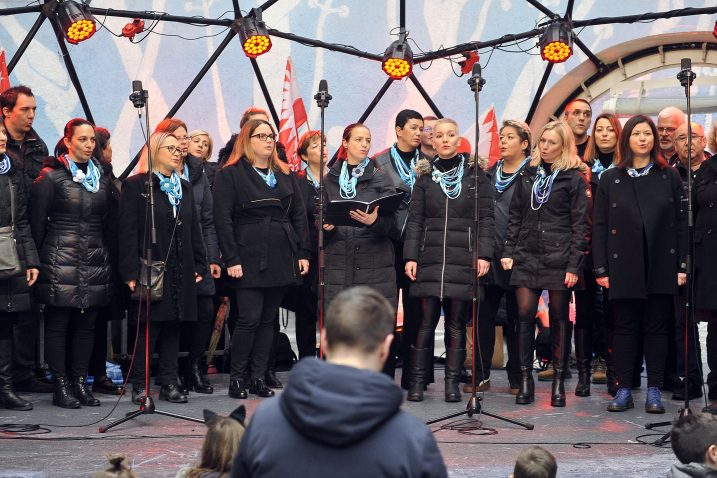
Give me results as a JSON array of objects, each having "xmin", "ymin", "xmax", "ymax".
[
  {"xmin": 657, "ymin": 106, "xmax": 686, "ymax": 167},
  {"xmin": 562, "ymin": 99, "xmax": 592, "ymax": 158},
  {"xmin": 420, "ymin": 116, "xmax": 438, "ymax": 159}
]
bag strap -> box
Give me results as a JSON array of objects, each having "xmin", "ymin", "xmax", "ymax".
[
  {"xmin": 162, "ymin": 203, "xmax": 181, "ymax": 265},
  {"xmin": 7, "ymin": 175, "xmax": 15, "ymax": 229}
]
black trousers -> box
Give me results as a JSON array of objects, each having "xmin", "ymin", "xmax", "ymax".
[
  {"xmin": 294, "ymin": 281, "xmax": 318, "ymax": 359},
  {"xmin": 611, "ymin": 295, "xmax": 672, "ymax": 389},
  {"xmin": 476, "ymin": 285, "xmax": 518, "ymax": 383},
  {"xmin": 88, "ymin": 315, "xmax": 109, "ymax": 378},
  {"xmin": 231, "ymin": 287, "xmax": 286, "ymax": 380},
  {"xmin": 185, "ymin": 296, "xmax": 215, "ymax": 365},
  {"xmin": 674, "ymin": 290, "xmax": 702, "ymax": 383},
  {"xmin": 131, "ymin": 320, "xmax": 181, "ymax": 387},
  {"xmin": 12, "ymin": 306, "xmax": 42, "ymax": 382},
  {"xmin": 706, "ymin": 317, "xmax": 717, "ymax": 400},
  {"xmin": 415, "ymin": 297, "xmax": 468, "ymax": 351},
  {"xmin": 45, "ymin": 306, "xmax": 97, "ymax": 378}
]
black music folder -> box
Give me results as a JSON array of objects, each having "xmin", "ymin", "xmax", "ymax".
[{"xmin": 326, "ymin": 191, "xmax": 404, "ymax": 227}]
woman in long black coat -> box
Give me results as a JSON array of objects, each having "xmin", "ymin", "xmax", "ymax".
[
  {"xmin": 695, "ymin": 153, "xmax": 717, "ymax": 413},
  {"xmin": 118, "ymin": 131, "xmax": 207, "ymax": 405},
  {"xmin": 0, "ymin": 120, "xmax": 39, "ymax": 411},
  {"xmin": 31, "ymin": 118, "xmax": 113, "ymax": 409},
  {"xmin": 592, "ymin": 115, "xmax": 686, "ymax": 414},
  {"xmin": 404, "ymin": 118, "xmax": 494, "ymax": 403},
  {"xmin": 213, "ymin": 119, "xmax": 309, "ymax": 400},
  {"xmin": 502, "ymin": 120, "xmax": 590, "ymax": 408}
]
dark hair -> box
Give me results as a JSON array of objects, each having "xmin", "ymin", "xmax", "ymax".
[
  {"xmin": 95, "ymin": 127, "xmax": 110, "ymax": 150},
  {"xmin": 0, "ymin": 85, "xmax": 34, "ymax": 112},
  {"xmin": 499, "ymin": 120, "xmax": 532, "ymax": 157},
  {"xmin": 563, "ymin": 98, "xmax": 592, "ymax": 115},
  {"xmin": 93, "ymin": 454, "xmax": 137, "ymax": 478},
  {"xmin": 513, "ymin": 446, "xmax": 557, "ymax": 478},
  {"xmin": 154, "ymin": 118, "xmax": 188, "ymax": 135},
  {"xmin": 616, "ymin": 115, "xmax": 665, "ymax": 169},
  {"xmin": 395, "ymin": 109, "xmax": 423, "ymax": 129},
  {"xmin": 335, "ymin": 123, "xmax": 370, "ymax": 163},
  {"xmin": 240, "ymin": 107, "xmax": 270, "ymax": 128},
  {"xmin": 54, "ymin": 118, "xmax": 95, "ymax": 157},
  {"xmin": 583, "ymin": 113, "xmax": 622, "ymax": 165},
  {"xmin": 325, "ymin": 286, "xmax": 394, "ymax": 353},
  {"xmin": 671, "ymin": 414, "xmax": 717, "ymax": 464},
  {"xmin": 217, "ymin": 133, "xmax": 238, "ymax": 167}
]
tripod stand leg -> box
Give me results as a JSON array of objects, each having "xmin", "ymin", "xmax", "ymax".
[
  {"xmin": 480, "ymin": 410, "xmax": 534, "ymax": 430},
  {"xmin": 154, "ymin": 409, "xmax": 206, "ymax": 424},
  {"xmin": 99, "ymin": 409, "xmax": 145, "ymax": 433}
]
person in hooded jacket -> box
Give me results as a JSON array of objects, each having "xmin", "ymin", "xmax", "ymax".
[
  {"xmin": 231, "ymin": 286, "xmax": 447, "ymax": 478},
  {"xmin": 0, "ymin": 118, "xmax": 39, "ymax": 411},
  {"xmin": 668, "ymin": 413, "xmax": 717, "ymax": 478},
  {"xmin": 403, "ymin": 118, "xmax": 494, "ymax": 403},
  {"xmin": 501, "ymin": 120, "xmax": 590, "ymax": 408},
  {"xmin": 30, "ymin": 118, "xmax": 113, "ymax": 409}
]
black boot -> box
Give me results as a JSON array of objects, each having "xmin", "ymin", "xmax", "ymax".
[
  {"xmin": 53, "ymin": 376, "xmax": 80, "ymax": 409},
  {"xmin": 249, "ymin": 378, "xmax": 275, "ymax": 398},
  {"xmin": 73, "ymin": 376, "xmax": 100, "ymax": 406},
  {"xmin": 229, "ymin": 378, "xmax": 247, "ymax": 399},
  {"xmin": 574, "ymin": 329, "xmax": 591, "ymax": 397},
  {"xmin": 516, "ymin": 321, "xmax": 535, "ymax": 405},
  {"xmin": 550, "ymin": 320, "xmax": 570, "ymax": 407},
  {"xmin": 407, "ymin": 346, "xmax": 430, "ymax": 402},
  {"xmin": 0, "ymin": 338, "xmax": 32, "ymax": 411},
  {"xmin": 188, "ymin": 361, "xmax": 214, "ymax": 394},
  {"xmin": 264, "ymin": 370, "xmax": 283, "ymax": 389},
  {"xmin": 444, "ymin": 348, "xmax": 465, "ymax": 403}
]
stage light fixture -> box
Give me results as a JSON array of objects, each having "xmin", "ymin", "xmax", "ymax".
[
  {"xmin": 235, "ymin": 10, "xmax": 272, "ymax": 59},
  {"xmin": 56, "ymin": 0, "xmax": 96, "ymax": 45},
  {"xmin": 382, "ymin": 34, "xmax": 413, "ymax": 80},
  {"xmin": 540, "ymin": 21, "xmax": 573, "ymax": 64}
]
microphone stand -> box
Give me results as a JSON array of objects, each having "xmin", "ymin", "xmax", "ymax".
[
  {"xmin": 645, "ymin": 60, "xmax": 697, "ymax": 444},
  {"xmin": 100, "ymin": 84, "xmax": 203, "ymax": 432},
  {"xmin": 314, "ymin": 81, "xmax": 331, "ymax": 359},
  {"xmin": 426, "ymin": 66, "xmax": 533, "ymax": 431}
]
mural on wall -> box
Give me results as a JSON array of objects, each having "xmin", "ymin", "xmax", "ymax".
[{"xmin": 1, "ymin": 0, "xmax": 715, "ymax": 174}]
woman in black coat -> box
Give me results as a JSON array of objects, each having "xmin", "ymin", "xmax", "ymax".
[
  {"xmin": 213, "ymin": 119, "xmax": 309, "ymax": 400},
  {"xmin": 592, "ymin": 115, "xmax": 686, "ymax": 414},
  {"xmin": 118, "ymin": 131, "xmax": 207, "ymax": 405},
  {"xmin": 0, "ymin": 120, "xmax": 39, "ymax": 411},
  {"xmin": 31, "ymin": 118, "xmax": 113, "ymax": 409},
  {"xmin": 404, "ymin": 118, "xmax": 494, "ymax": 402},
  {"xmin": 502, "ymin": 120, "xmax": 590, "ymax": 408},
  {"xmin": 695, "ymin": 153, "xmax": 717, "ymax": 413}
]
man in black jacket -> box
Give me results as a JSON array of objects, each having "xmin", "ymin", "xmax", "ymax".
[
  {"xmin": 0, "ymin": 85, "xmax": 51, "ymax": 394},
  {"xmin": 231, "ymin": 286, "xmax": 447, "ymax": 478}
]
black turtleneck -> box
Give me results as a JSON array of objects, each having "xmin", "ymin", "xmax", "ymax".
[
  {"xmin": 434, "ymin": 154, "xmax": 462, "ymax": 172},
  {"xmin": 75, "ymin": 161, "xmax": 89, "ymax": 173},
  {"xmin": 596, "ymin": 150, "xmax": 614, "ymax": 169},
  {"xmin": 395, "ymin": 145, "xmax": 417, "ymax": 167},
  {"xmin": 542, "ymin": 161, "xmax": 555, "ymax": 173}
]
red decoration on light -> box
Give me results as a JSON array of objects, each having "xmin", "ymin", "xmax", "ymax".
[
  {"xmin": 459, "ymin": 51, "xmax": 479, "ymax": 76},
  {"xmin": 122, "ymin": 19, "xmax": 145, "ymax": 40}
]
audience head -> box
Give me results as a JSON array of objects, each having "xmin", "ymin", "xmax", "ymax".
[
  {"xmin": 499, "ymin": 120, "xmax": 532, "ymax": 160},
  {"xmin": 240, "ymin": 107, "xmax": 270, "ymax": 128},
  {"xmin": 432, "ymin": 118, "xmax": 461, "ymax": 160},
  {"xmin": 155, "ymin": 118, "xmax": 189, "ymax": 159},
  {"xmin": 187, "ymin": 129, "xmax": 213, "ymax": 162},
  {"xmin": 322, "ymin": 286, "xmax": 395, "ymax": 372},
  {"xmin": 617, "ymin": 115, "xmax": 664, "ymax": 169},
  {"xmin": 562, "ymin": 98, "xmax": 592, "ymax": 143},
  {"xmin": 0, "ymin": 85, "xmax": 36, "ymax": 139},
  {"xmin": 94, "ymin": 127, "xmax": 112, "ymax": 163},
  {"xmin": 224, "ymin": 119, "xmax": 289, "ymax": 174},
  {"xmin": 583, "ymin": 113, "xmax": 622, "ymax": 165},
  {"xmin": 394, "ymin": 109, "xmax": 423, "ymax": 151},
  {"xmin": 298, "ymin": 130, "xmax": 327, "ymax": 169},
  {"xmin": 674, "ymin": 122, "xmax": 707, "ymax": 165},
  {"xmin": 657, "ymin": 106, "xmax": 686, "ymax": 157},
  {"xmin": 55, "ymin": 118, "xmax": 96, "ymax": 162},
  {"xmin": 183, "ymin": 407, "xmax": 246, "ymax": 478},
  {"xmin": 670, "ymin": 413, "xmax": 717, "ymax": 468},
  {"xmin": 336, "ymin": 123, "xmax": 372, "ymax": 164},
  {"xmin": 93, "ymin": 454, "xmax": 137, "ymax": 478},
  {"xmin": 510, "ymin": 446, "xmax": 557, "ymax": 478},
  {"xmin": 533, "ymin": 120, "xmax": 583, "ymax": 173}
]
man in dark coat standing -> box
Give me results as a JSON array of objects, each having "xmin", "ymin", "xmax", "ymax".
[{"xmin": 231, "ymin": 286, "xmax": 447, "ymax": 478}]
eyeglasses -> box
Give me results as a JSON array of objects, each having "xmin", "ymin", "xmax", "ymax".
[
  {"xmin": 675, "ymin": 135, "xmax": 704, "ymax": 144},
  {"xmin": 251, "ymin": 133, "xmax": 277, "ymax": 142},
  {"xmin": 160, "ymin": 145, "xmax": 181, "ymax": 154},
  {"xmin": 422, "ymin": 127, "xmax": 433, "ymax": 133},
  {"xmin": 657, "ymin": 127, "xmax": 677, "ymax": 134},
  {"xmin": 176, "ymin": 135, "xmax": 190, "ymax": 142}
]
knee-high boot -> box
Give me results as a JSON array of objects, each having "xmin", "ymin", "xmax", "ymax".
[
  {"xmin": 574, "ymin": 328, "xmax": 591, "ymax": 397},
  {"xmin": 0, "ymin": 338, "xmax": 32, "ymax": 410},
  {"xmin": 551, "ymin": 320, "xmax": 570, "ymax": 407},
  {"xmin": 516, "ymin": 321, "xmax": 535, "ymax": 405},
  {"xmin": 407, "ymin": 346, "xmax": 430, "ymax": 402},
  {"xmin": 444, "ymin": 348, "xmax": 465, "ymax": 402}
]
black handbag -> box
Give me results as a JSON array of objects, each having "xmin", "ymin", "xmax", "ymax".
[
  {"xmin": 130, "ymin": 206, "xmax": 180, "ymax": 302},
  {"xmin": 0, "ymin": 176, "xmax": 22, "ymax": 280}
]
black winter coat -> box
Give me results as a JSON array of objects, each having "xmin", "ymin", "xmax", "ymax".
[
  {"xmin": 185, "ymin": 155, "xmax": 220, "ymax": 296},
  {"xmin": 694, "ymin": 155, "xmax": 717, "ymax": 310},
  {"xmin": 0, "ymin": 168, "xmax": 39, "ymax": 314},
  {"xmin": 323, "ymin": 160, "xmax": 398, "ymax": 306},
  {"xmin": 118, "ymin": 173, "xmax": 207, "ymax": 322},
  {"xmin": 592, "ymin": 166, "xmax": 686, "ymax": 300},
  {"xmin": 4, "ymin": 127, "xmax": 48, "ymax": 190},
  {"xmin": 404, "ymin": 156, "xmax": 494, "ymax": 301},
  {"xmin": 231, "ymin": 358, "xmax": 447, "ymax": 478},
  {"xmin": 213, "ymin": 159, "xmax": 310, "ymax": 289},
  {"xmin": 503, "ymin": 165, "xmax": 590, "ymax": 290},
  {"xmin": 30, "ymin": 156, "xmax": 113, "ymax": 309},
  {"xmin": 202, "ymin": 161, "xmax": 219, "ymax": 190}
]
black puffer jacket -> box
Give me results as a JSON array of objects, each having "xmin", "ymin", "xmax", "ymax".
[
  {"xmin": 323, "ymin": 160, "xmax": 399, "ymax": 306},
  {"xmin": 4, "ymin": 127, "xmax": 48, "ymax": 190},
  {"xmin": 30, "ymin": 156, "xmax": 112, "ymax": 309},
  {"xmin": 0, "ymin": 167, "xmax": 40, "ymax": 314},
  {"xmin": 403, "ymin": 155, "xmax": 494, "ymax": 301},
  {"xmin": 503, "ymin": 165, "xmax": 590, "ymax": 290}
]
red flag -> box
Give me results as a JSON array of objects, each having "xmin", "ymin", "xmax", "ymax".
[
  {"xmin": 0, "ymin": 50, "xmax": 10, "ymax": 93},
  {"xmin": 478, "ymin": 105, "xmax": 501, "ymax": 168},
  {"xmin": 278, "ymin": 57, "xmax": 309, "ymax": 172}
]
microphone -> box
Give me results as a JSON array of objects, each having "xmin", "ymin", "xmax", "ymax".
[
  {"xmin": 681, "ymin": 57, "xmax": 691, "ymax": 72},
  {"xmin": 315, "ymin": 79, "xmax": 331, "ymax": 108},
  {"xmin": 467, "ymin": 63, "xmax": 485, "ymax": 92},
  {"xmin": 677, "ymin": 57, "xmax": 695, "ymax": 88},
  {"xmin": 129, "ymin": 80, "xmax": 146, "ymax": 109}
]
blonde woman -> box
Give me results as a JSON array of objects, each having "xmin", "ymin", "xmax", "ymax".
[
  {"xmin": 501, "ymin": 120, "xmax": 590, "ymax": 408},
  {"xmin": 187, "ymin": 129, "xmax": 218, "ymax": 187}
]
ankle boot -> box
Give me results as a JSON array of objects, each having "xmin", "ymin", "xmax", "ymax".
[
  {"xmin": 444, "ymin": 348, "xmax": 465, "ymax": 402},
  {"xmin": 53, "ymin": 376, "xmax": 80, "ymax": 409},
  {"xmin": 73, "ymin": 376, "xmax": 100, "ymax": 406},
  {"xmin": 188, "ymin": 362, "xmax": 214, "ymax": 394},
  {"xmin": 550, "ymin": 320, "xmax": 570, "ymax": 407},
  {"xmin": 516, "ymin": 321, "xmax": 535, "ymax": 405},
  {"xmin": 0, "ymin": 338, "xmax": 32, "ymax": 411},
  {"xmin": 407, "ymin": 346, "xmax": 429, "ymax": 402},
  {"xmin": 574, "ymin": 329, "xmax": 591, "ymax": 397}
]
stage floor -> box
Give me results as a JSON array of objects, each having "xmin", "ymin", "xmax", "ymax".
[{"xmin": 0, "ymin": 365, "xmax": 698, "ymax": 477}]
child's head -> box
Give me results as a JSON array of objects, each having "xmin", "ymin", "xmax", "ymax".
[
  {"xmin": 185, "ymin": 406, "xmax": 246, "ymax": 478},
  {"xmin": 510, "ymin": 446, "xmax": 557, "ymax": 478},
  {"xmin": 671, "ymin": 413, "xmax": 717, "ymax": 468},
  {"xmin": 93, "ymin": 454, "xmax": 138, "ymax": 478}
]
